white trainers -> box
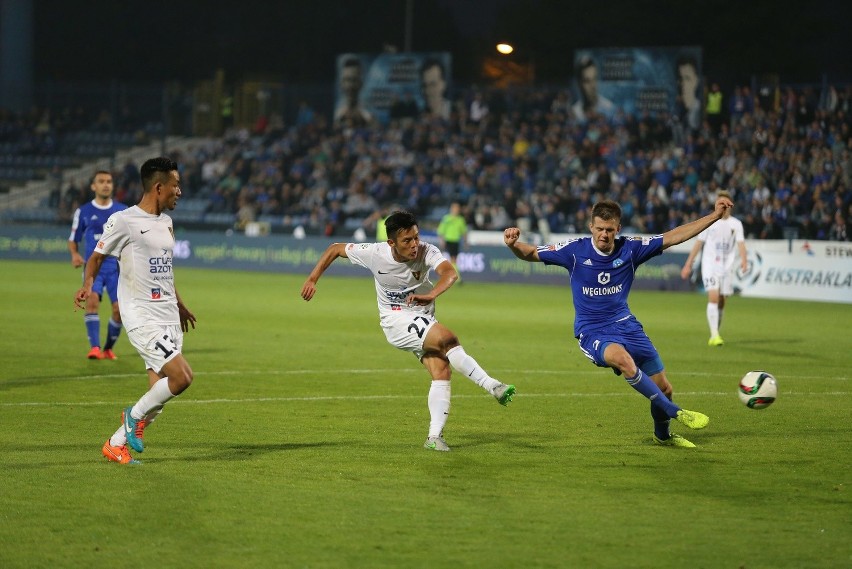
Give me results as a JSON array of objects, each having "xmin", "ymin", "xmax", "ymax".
[
  {"xmin": 423, "ymin": 435, "xmax": 451, "ymax": 452},
  {"xmin": 491, "ymin": 383, "xmax": 516, "ymax": 406}
]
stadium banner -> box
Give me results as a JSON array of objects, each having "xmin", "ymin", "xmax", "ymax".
[
  {"xmin": 573, "ymin": 46, "xmax": 703, "ymax": 129},
  {"xmin": 334, "ymin": 52, "xmax": 452, "ymax": 125},
  {"xmin": 0, "ymin": 226, "xmax": 685, "ymax": 291},
  {"xmin": 735, "ymin": 247, "xmax": 852, "ymax": 304},
  {"xmin": 3, "ymin": 226, "xmax": 848, "ymax": 302}
]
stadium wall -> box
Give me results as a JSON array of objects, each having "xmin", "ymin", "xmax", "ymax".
[{"xmin": 2, "ymin": 225, "xmax": 850, "ymax": 303}]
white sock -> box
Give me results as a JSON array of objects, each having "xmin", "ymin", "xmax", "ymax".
[
  {"xmin": 706, "ymin": 302, "xmax": 720, "ymax": 337},
  {"xmin": 144, "ymin": 405, "xmax": 164, "ymax": 426},
  {"xmin": 446, "ymin": 345, "xmax": 501, "ymax": 392},
  {"xmin": 130, "ymin": 378, "xmax": 175, "ymax": 420},
  {"xmin": 718, "ymin": 308, "xmax": 724, "ymax": 332},
  {"xmin": 427, "ymin": 380, "xmax": 451, "ymax": 438},
  {"xmin": 109, "ymin": 406, "xmax": 163, "ymax": 447},
  {"xmin": 109, "ymin": 425, "xmax": 126, "ymax": 447}
]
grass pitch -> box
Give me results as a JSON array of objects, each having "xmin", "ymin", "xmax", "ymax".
[{"xmin": 1, "ymin": 260, "xmax": 849, "ymax": 568}]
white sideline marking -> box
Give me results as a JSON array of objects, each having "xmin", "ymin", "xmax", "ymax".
[
  {"xmin": 8, "ymin": 368, "xmax": 850, "ymax": 382},
  {"xmin": 1, "ymin": 391, "xmax": 848, "ymax": 408},
  {"xmin": 2, "ymin": 368, "xmax": 847, "ymax": 408}
]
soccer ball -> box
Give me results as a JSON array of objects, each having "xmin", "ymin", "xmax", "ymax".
[{"xmin": 738, "ymin": 371, "xmax": 778, "ymax": 409}]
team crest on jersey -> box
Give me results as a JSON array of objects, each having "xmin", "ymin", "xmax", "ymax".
[
  {"xmin": 412, "ymin": 271, "xmax": 421, "ymax": 280},
  {"xmin": 612, "ymin": 258, "xmax": 624, "ymax": 268}
]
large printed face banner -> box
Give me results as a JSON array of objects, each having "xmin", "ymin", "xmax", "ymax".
[
  {"xmin": 334, "ymin": 52, "xmax": 452, "ymax": 126},
  {"xmin": 573, "ymin": 47, "xmax": 703, "ymax": 129}
]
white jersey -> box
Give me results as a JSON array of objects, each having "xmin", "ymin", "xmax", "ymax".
[
  {"xmin": 698, "ymin": 215, "xmax": 745, "ymax": 276},
  {"xmin": 345, "ymin": 241, "xmax": 447, "ymax": 318},
  {"xmin": 95, "ymin": 205, "xmax": 178, "ymax": 332}
]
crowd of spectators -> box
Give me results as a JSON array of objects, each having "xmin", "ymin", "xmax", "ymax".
[{"xmin": 35, "ymin": 83, "xmax": 852, "ymax": 242}]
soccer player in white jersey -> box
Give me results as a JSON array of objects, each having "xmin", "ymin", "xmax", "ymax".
[
  {"xmin": 680, "ymin": 191, "xmax": 748, "ymax": 346},
  {"xmin": 301, "ymin": 210, "xmax": 515, "ymax": 452},
  {"xmin": 75, "ymin": 157, "xmax": 197, "ymax": 465},
  {"xmin": 504, "ymin": 195, "xmax": 733, "ymax": 448}
]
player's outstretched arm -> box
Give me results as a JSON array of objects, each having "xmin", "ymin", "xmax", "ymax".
[
  {"xmin": 301, "ymin": 242, "xmax": 348, "ymax": 302},
  {"xmin": 662, "ymin": 196, "xmax": 733, "ymax": 250},
  {"xmin": 503, "ymin": 227, "xmax": 541, "ymax": 262},
  {"xmin": 74, "ymin": 252, "xmax": 106, "ymax": 309}
]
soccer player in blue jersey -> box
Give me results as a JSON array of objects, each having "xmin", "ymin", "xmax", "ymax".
[
  {"xmin": 504, "ymin": 195, "xmax": 734, "ymax": 448},
  {"xmin": 68, "ymin": 170, "xmax": 127, "ymax": 359}
]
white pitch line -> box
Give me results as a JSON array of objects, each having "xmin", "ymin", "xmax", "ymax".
[
  {"xmin": 1, "ymin": 391, "xmax": 848, "ymax": 408},
  {"xmin": 5, "ymin": 368, "xmax": 850, "ymax": 382}
]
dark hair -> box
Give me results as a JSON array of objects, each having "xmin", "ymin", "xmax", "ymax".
[
  {"xmin": 341, "ymin": 56, "xmax": 362, "ymax": 72},
  {"xmin": 91, "ymin": 170, "xmax": 112, "ymax": 183},
  {"xmin": 420, "ymin": 58, "xmax": 444, "ymax": 80},
  {"xmin": 384, "ymin": 210, "xmax": 418, "ymax": 240},
  {"xmin": 576, "ymin": 56, "xmax": 596, "ymax": 81},
  {"xmin": 140, "ymin": 157, "xmax": 178, "ymax": 192},
  {"xmin": 590, "ymin": 200, "xmax": 622, "ymax": 223}
]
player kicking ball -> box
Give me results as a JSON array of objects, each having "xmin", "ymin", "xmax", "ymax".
[
  {"xmin": 301, "ymin": 210, "xmax": 515, "ymax": 452},
  {"xmin": 504, "ymin": 196, "xmax": 735, "ymax": 448}
]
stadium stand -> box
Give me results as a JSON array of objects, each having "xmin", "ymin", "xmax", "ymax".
[{"xmin": 1, "ymin": 84, "xmax": 850, "ymax": 242}]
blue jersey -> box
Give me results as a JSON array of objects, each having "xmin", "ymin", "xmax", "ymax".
[
  {"xmin": 537, "ymin": 234, "xmax": 664, "ymax": 337},
  {"xmin": 69, "ymin": 200, "xmax": 127, "ymax": 265}
]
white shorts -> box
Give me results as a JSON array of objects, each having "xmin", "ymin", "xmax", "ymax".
[
  {"xmin": 702, "ymin": 270, "xmax": 734, "ymax": 296},
  {"xmin": 380, "ymin": 311, "xmax": 438, "ymax": 360},
  {"xmin": 126, "ymin": 324, "xmax": 183, "ymax": 373}
]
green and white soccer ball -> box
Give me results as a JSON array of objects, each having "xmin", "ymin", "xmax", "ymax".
[{"xmin": 738, "ymin": 371, "xmax": 778, "ymax": 409}]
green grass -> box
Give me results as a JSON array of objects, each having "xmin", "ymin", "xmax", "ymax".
[{"xmin": 1, "ymin": 259, "xmax": 850, "ymax": 569}]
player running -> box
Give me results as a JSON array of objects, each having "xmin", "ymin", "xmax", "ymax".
[
  {"xmin": 75, "ymin": 157, "xmax": 197, "ymax": 465},
  {"xmin": 504, "ymin": 195, "xmax": 734, "ymax": 448},
  {"xmin": 68, "ymin": 170, "xmax": 126, "ymax": 359},
  {"xmin": 301, "ymin": 210, "xmax": 514, "ymax": 452}
]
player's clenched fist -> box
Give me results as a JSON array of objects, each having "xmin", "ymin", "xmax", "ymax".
[{"xmin": 503, "ymin": 227, "xmax": 521, "ymax": 246}]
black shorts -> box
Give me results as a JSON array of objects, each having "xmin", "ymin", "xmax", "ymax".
[{"xmin": 445, "ymin": 241, "xmax": 460, "ymax": 257}]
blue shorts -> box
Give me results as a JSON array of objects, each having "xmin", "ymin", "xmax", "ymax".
[
  {"xmin": 577, "ymin": 316, "xmax": 664, "ymax": 376},
  {"xmin": 87, "ymin": 261, "xmax": 119, "ymax": 304}
]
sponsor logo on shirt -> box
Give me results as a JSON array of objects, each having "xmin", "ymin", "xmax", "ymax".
[
  {"xmin": 149, "ymin": 254, "xmax": 173, "ymax": 273},
  {"xmin": 386, "ymin": 290, "xmax": 409, "ymax": 302},
  {"xmin": 151, "ymin": 288, "xmax": 161, "ymax": 299},
  {"xmin": 582, "ymin": 284, "xmax": 624, "ymax": 297}
]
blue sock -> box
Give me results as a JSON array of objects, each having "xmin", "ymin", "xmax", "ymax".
[
  {"xmin": 84, "ymin": 313, "xmax": 100, "ymax": 348},
  {"xmin": 625, "ymin": 369, "xmax": 680, "ymax": 419},
  {"xmin": 104, "ymin": 318, "xmax": 122, "ymax": 350},
  {"xmin": 651, "ymin": 402, "xmax": 671, "ymax": 440}
]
